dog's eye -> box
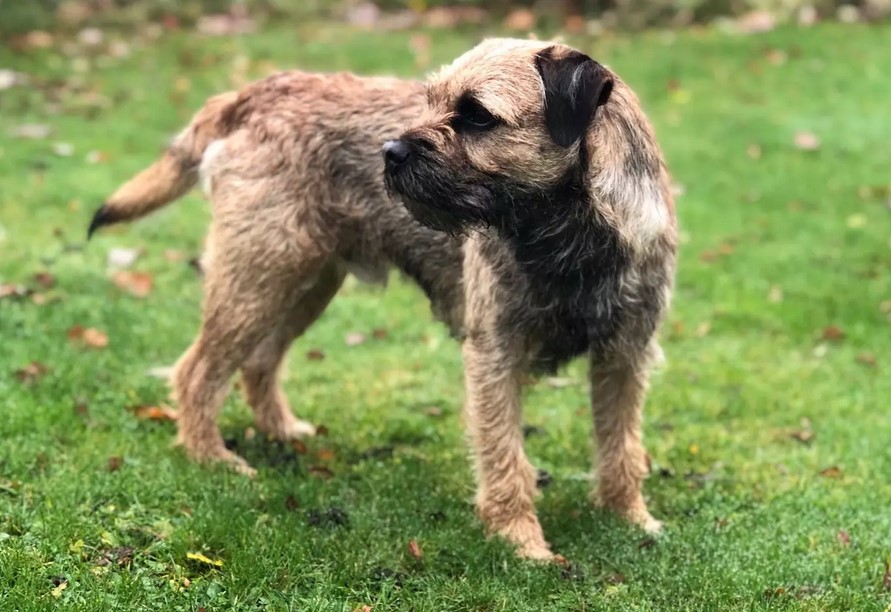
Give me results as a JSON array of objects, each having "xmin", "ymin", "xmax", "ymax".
[{"xmin": 454, "ymin": 98, "xmax": 498, "ymax": 131}]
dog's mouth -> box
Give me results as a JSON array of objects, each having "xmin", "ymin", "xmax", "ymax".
[{"xmin": 384, "ymin": 152, "xmax": 497, "ymax": 234}]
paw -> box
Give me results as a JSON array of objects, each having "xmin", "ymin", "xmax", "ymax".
[
  {"xmin": 262, "ymin": 416, "xmax": 317, "ymax": 441},
  {"xmin": 177, "ymin": 437, "xmax": 257, "ymax": 477},
  {"xmin": 516, "ymin": 540, "xmax": 555, "ymax": 561}
]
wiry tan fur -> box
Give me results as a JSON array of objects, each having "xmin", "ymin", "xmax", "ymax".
[{"xmin": 91, "ymin": 39, "xmax": 677, "ymax": 561}]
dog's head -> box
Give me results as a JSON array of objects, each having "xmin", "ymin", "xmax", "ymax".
[{"xmin": 382, "ymin": 38, "xmax": 614, "ymax": 233}]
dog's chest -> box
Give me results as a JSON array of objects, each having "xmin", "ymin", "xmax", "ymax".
[{"xmin": 483, "ymin": 209, "xmax": 629, "ymax": 372}]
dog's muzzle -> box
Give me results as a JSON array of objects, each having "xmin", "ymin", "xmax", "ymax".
[{"xmin": 382, "ymin": 139, "xmax": 412, "ymax": 172}]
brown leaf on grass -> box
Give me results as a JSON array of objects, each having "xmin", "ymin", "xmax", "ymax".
[
  {"xmin": 95, "ymin": 545, "xmax": 134, "ymax": 566},
  {"xmin": 107, "ymin": 456, "xmax": 123, "ymax": 472},
  {"xmin": 819, "ymin": 466, "xmax": 843, "ymax": 479},
  {"xmin": 74, "ymin": 398, "xmax": 89, "ymax": 419},
  {"xmin": 372, "ymin": 328, "xmax": 388, "ymax": 340},
  {"xmin": 33, "ymin": 272, "xmax": 56, "ymax": 288},
  {"xmin": 822, "ymin": 325, "xmax": 845, "ymax": 341},
  {"xmin": 164, "ymin": 249, "xmax": 185, "ymax": 262},
  {"xmin": 130, "ymin": 405, "xmax": 178, "ymax": 422},
  {"xmin": 309, "ymin": 465, "xmax": 334, "ymax": 480},
  {"xmin": 695, "ymin": 322, "xmax": 711, "ymax": 338},
  {"xmin": 883, "ymin": 560, "xmax": 891, "ymax": 591},
  {"xmin": 306, "ymin": 349, "xmax": 325, "ymax": 361},
  {"xmin": 0, "ymin": 283, "xmax": 30, "ymax": 299},
  {"xmin": 345, "ymin": 332, "xmax": 366, "ymax": 346},
  {"xmin": 68, "ymin": 326, "xmax": 108, "ymax": 348},
  {"xmin": 423, "ymin": 406, "xmax": 443, "ymax": 417},
  {"xmin": 315, "ymin": 448, "xmax": 336, "ymax": 462},
  {"xmin": 15, "ymin": 361, "xmax": 50, "ymax": 383},
  {"xmin": 794, "ymin": 131, "xmax": 821, "ymax": 151},
  {"xmin": 285, "ymin": 494, "xmax": 299, "ymax": 511},
  {"xmin": 316, "ymin": 425, "xmax": 329, "ymax": 436},
  {"xmin": 113, "ymin": 270, "xmax": 153, "ymax": 297},
  {"xmin": 789, "ymin": 430, "xmax": 814, "ymax": 445},
  {"xmin": 107, "ymin": 247, "xmax": 141, "ymax": 269},
  {"xmin": 291, "ymin": 439, "xmax": 308, "ymax": 454},
  {"xmin": 836, "ymin": 529, "xmax": 851, "ymax": 546},
  {"xmin": 855, "ymin": 352, "xmax": 877, "ymax": 367},
  {"xmin": 699, "ymin": 249, "xmax": 716, "ymax": 263},
  {"xmin": 407, "ymin": 539, "xmax": 423, "ymax": 560}
]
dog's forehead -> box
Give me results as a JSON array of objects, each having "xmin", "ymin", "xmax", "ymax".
[{"xmin": 427, "ymin": 38, "xmax": 552, "ymax": 123}]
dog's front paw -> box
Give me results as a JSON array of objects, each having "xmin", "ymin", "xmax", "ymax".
[{"xmin": 262, "ymin": 416, "xmax": 317, "ymax": 441}]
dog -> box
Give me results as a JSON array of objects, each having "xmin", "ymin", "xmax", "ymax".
[
  {"xmin": 89, "ymin": 38, "xmax": 676, "ymax": 561},
  {"xmin": 382, "ymin": 39, "xmax": 676, "ymax": 559}
]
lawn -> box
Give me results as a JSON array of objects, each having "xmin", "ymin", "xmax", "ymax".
[{"xmin": 1, "ymin": 18, "xmax": 890, "ymax": 611}]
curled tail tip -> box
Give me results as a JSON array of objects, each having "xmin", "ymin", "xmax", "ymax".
[{"xmin": 87, "ymin": 203, "xmax": 114, "ymax": 240}]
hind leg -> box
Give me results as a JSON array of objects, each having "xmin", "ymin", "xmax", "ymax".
[{"xmin": 241, "ymin": 263, "xmax": 345, "ymax": 441}]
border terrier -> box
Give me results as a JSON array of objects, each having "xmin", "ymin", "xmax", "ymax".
[{"xmin": 90, "ymin": 38, "xmax": 676, "ymax": 560}]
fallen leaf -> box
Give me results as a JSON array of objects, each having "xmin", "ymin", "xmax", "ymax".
[
  {"xmin": 68, "ymin": 326, "xmax": 108, "ymax": 348},
  {"xmin": 0, "ymin": 69, "xmax": 27, "ymax": 90},
  {"xmin": 309, "ymin": 465, "xmax": 334, "ymax": 479},
  {"xmin": 746, "ymin": 143, "xmax": 762, "ymax": 159},
  {"xmin": 112, "ymin": 270, "xmax": 153, "ymax": 297},
  {"xmin": 423, "ymin": 406, "xmax": 443, "ymax": 417},
  {"xmin": 52, "ymin": 142, "xmax": 74, "ymax": 157},
  {"xmin": 74, "ymin": 398, "xmax": 89, "ymax": 419},
  {"xmin": 107, "ymin": 456, "xmax": 123, "ymax": 472},
  {"xmin": 15, "ymin": 361, "xmax": 50, "ymax": 383},
  {"xmin": 836, "ymin": 529, "xmax": 850, "ymax": 546},
  {"xmin": 130, "ymin": 405, "xmax": 178, "ymax": 422},
  {"xmin": 107, "ymin": 247, "xmax": 141, "ymax": 269},
  {"xmin": 33, "ymin": 272, "xmax": 56, "ymax": 288},
  {"xmin": 699, "ymin": 250, "xmax": 717, "ymax": 263},
  {"xmin": 855, "ymin": 352, "xmax": 877, "ymax": 367},
  {"xmin": 186, "ymin": 552, "xmax": 223, "ymax": 568},
  {"xmin": 883, "ymin": 560, "xmax": 891, "ymax": 591},
  {"xmin": 285, "ymin": 494, "xmax": 300, "ymax": 511},
  {"xmin": 819, "ymin": 466, "xmax": 843, "ymax": 478},
  {"xmin": 306, "ymin": 349, "xmax": 325, "ymax": 361},
  {"xmin": 794, "ymin": 131, "xmax": 821, "ymax": 151},
  {"xmin": 291, "ymin": 439, "xmax": 308, "ymax": 454},
  {"xmin": 51, "ymin": 581, "xmax": 68, "ymax": 599},
  {"xmin": 789, "ymin": 430, "xmax": 814, "ymax": 444},
  {"xmin": 407, "ymin": 539, "xmax": 423, "ymax": 560},
  {"xmin": 315, "ymin": 448, "xmax": 335, "ymax": 462},
  {"xmin": 146, "ymin": 365, "xmax": 175, "ymax": 380},
  {"xmin": 372, "ymin": 328, "xmax": 388, "ymax": 340},
  {"xmin": 822, "ymin": 326, "xmax": 845, "ymax": 341},
  {"xmin": 345, "ymin": 332, "xmax": 366, "ymax": 346},
  {"xmin": 316, "ymin": 424, "xmax": 329, "ymax": 436},
  {"xmin": 9, "ymin": 124, "xmax": 51, "ymax": 139},
  {"xmin": 0, "ymin": 283, "xmax": 30, "ymax": 299}
]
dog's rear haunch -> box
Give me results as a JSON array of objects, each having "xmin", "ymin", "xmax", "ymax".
[{"xmin": 91, "ymin": 39, "xmax": 676, "ymax": 561}]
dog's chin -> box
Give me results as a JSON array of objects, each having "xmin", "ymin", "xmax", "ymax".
[
  {"xmin": 384, "ymin": 165, "xmax": 494, "ymax": 234},
  {"xmin": 399, "ymin": 196, "xmax": 468, "ymax": 233}
]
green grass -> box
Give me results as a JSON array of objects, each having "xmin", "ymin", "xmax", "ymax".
[{"xmin": 1, "ymin": 20, "xmax": 890, "ymax": 611}]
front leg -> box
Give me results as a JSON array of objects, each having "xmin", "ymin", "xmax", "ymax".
[
  {"xmin": 463, "ymin": 335, "xmax": 552, "ymax": 560},
  {"xmin": 589, "ymin": 343, "xmax": 662, "ymax": 533}
]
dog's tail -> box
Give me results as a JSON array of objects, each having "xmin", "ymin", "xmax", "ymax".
[{"xmin": 87, "ymin": 90, "xmax": 239, "ymax": 239}]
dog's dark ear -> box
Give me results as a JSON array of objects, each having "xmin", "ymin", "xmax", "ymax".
[{"xmin": 535, "ymin": 47, "xmax": 613, "ymax": 148}]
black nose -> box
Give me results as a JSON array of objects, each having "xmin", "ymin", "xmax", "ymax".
[{"xmin": 382, "ymin": 139, "xmax": 412, "ymax": 170}]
